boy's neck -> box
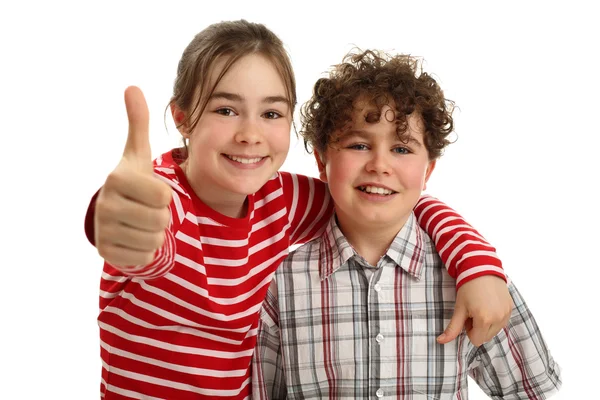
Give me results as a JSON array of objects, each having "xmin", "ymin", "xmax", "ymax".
[{"xmin": 335, "ymin": 211, "xmax": 411, "ymax": 266}]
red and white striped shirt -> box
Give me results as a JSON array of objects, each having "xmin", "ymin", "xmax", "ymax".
[{"xmin": 86, "ymin": 148, "xmax": 505, "ymax": 399}]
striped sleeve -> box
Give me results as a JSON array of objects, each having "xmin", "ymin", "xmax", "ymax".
[
  {"xmin": 106, "ymin": 227, "xmax": 176, "ymax": 279},
  {"xmin": 468, "ymin": 282, "xmax": 562, "ymax": 398},
  {"xmin": 280, "ymin": 172, "xmax": 334, "ymax": 246},
  {"xmin": 413, "ymin": 195, "xmax": 506, "ymax": 289}
]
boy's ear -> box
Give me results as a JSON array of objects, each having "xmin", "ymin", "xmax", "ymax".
[
  {"xmin": 314, "ymin": 151, "xmax": 328, "ymax": 183},
  {"xmin": 170, "ymin": 103, "xmax": 189, "ymax": 138},
  {"xmin": 422, "ymin": 160, "xmax": 437, "ymax": 191}
]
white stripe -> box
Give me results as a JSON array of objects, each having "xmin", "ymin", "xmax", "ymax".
[
  {"xmin": 101, "ymin": 272, "xmax": 127, "ymax": 283},
  {"xmin": 174, "ymin": 254, "xmax": 206, "ymax": 274},
  {"xmin": 208, "ymin": 249, "xmax": 288, "ymax": 286},
  {"xmin": 105, "ymin": 383, "xmax": 164, "ymax": 400},
  {"xmin": 424, "ymin": 208, "xmax": 455, "ymax": 234},
  {"xmin": 438, "ymin": 229, "xmax": 488, "ymax": 258},
  {"xmin": 106, "ymin": 364, "xmax": 252, "ymax": 397},
  {"xmin": 251, "ymin": 207, "xmax": 286, "ymax": 232},
  {"xmin": 456, "ymin": 265, "xmax": 506, "ymax": 285},
  {"xmin": 100, "ymin": 290, "xmax": 119, "ymax": 299},
  {"xmin": 175, "ymin": 231, "xmax": 203, "ymax": 251},
  {"xmin": 414, "ymin": 195, "xmax": 438, "ymax": 224},
  {"xmin": 164, "ymin": 272, "xmax": 268, "ymax": 307},
  {"xmin": 155, "ymin": 167, "xmax": 175, "ymax": 174},
  {"xmin": 103, "ymin": 306, "xmax": 247, "ymax": 342},
  {"xmin": 171, "ymin": 191, "xmax": 185, "ymax": 223},
  {"xmin": 433, "ymin": 223, "xmax": 481, "ymax": 246},
  {"xmin": 133, "ymin": 282, "xmax": 263, "ymax": 321},
  {"xmin": 203, "ymin": 255, "xmax": 248, "ymax": 267},
  {"xmin": 288, "ymin": 174, "xmax": 301, "ymax": 238},
  {"xmin": 295, "ymin": 184, "xmax": 330, "ymax": 242},
  {"xmin": 100, "ymin": 339, "xmax": 248, "ymax": 377},
  {"xmin": 193, "ymin": 215, "xmax": 226, "ymax": 226},
  {"xmin": 431, "ymin": 216, "xmax": 464, "ymax": 241},
  {"xmin": 249, "ymin": 227, "xmax": 287, "ymax": 254},
  {"xmin": 201, "ymin": 236, "xmax": 248, "ymax": 247},
  {"xmin": 446, "ymin": 240, "xmax": 496, "ymax": 270},
  {"xmin": 457, "ymin": 250, "xmax": 499, "ymax": 265},
  {"xmin": 254, "ymin": 187, "xmax": 283, "ymax": 210},
  {"xmin": 155, "ymin": 173, "xmax": 188, "ymax": 197},
  {"xmin": 99, "ymin": 321, "xmax": 255, "ymax": 358}
]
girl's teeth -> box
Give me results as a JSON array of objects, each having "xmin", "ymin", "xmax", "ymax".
[
  {"xmin": 227, "ymin": 155, "xmax": 263, "ymax": 164},
  {"xmin": 360, "ymin": 185, "xmax": 393, "ymax": 195}
]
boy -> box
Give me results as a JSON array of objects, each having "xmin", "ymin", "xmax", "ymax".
[{"xmin": 252, "ymin": 49, "xmax": 561, "ymax": 399}]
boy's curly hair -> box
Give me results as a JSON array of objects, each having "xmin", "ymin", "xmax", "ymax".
[{"xmin": 300, "ymin": 49, "xmax": 455, "ymax": 159}]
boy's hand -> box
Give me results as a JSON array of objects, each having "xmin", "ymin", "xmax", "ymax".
[
  {"xmin": 94, "ymin": 86, "xmax": 172, "ymax": 267},
  {"xmin": 437, "ymin": 275, "xmax": 513, "ymax": 346}
]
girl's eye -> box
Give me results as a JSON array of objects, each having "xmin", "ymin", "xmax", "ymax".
[
  {"xmin": 263, "ymin": 111, "xmax": 282, "ymax": 119},
  {"xmin": 393, "ymin": 147, "xmax": 411, "ymax": 154},
  {"xmin": 215, "ymin": 108, "xmax": 237, "ymax": 117}
]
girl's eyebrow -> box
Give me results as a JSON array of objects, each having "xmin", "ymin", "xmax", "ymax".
[{"xmin": 210, "ymin": 91, "xmax": 289, "ymax": 105}]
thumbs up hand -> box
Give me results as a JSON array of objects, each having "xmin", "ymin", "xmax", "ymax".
[{"xmin": 94, "ymin": 86, "xmax": 173, "ymax": 268}]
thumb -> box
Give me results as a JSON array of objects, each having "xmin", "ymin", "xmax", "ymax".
[
  {"xmin": 437, "ymin": 305, "xmax": 468, "ymax": 344},
  {"xmin": 123, "ymin": 86, "xmax": 152, "ymax": 169}
]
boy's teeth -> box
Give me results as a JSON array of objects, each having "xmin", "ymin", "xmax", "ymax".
[
  {"xmin": 359, "ymin": 185, "xmax": 393, "ymax": 195},
  {"xmin": 226, "ymin": 155, "xmax": 263, "ymax": 164}
]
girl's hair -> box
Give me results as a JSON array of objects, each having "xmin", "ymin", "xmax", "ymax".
[
  {"xmin": 300, "ymin": 49, "xmax": 455, "ymax": 159},
  {"xmin": 170, "ymin": 19, "xmax": 296, "ymax": 146}
]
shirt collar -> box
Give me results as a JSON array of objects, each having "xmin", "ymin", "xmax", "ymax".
[{"xmin": 319, "ymin": 213, "xmax": 426, "ymax": 281}]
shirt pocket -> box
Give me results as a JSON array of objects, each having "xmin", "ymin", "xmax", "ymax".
[{"xmin": 407, "ymin": 310, "xmax": 467, "ymax": 400}]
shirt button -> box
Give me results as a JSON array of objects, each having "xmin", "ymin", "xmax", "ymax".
[
  {"xmin": 374, "ymin": 283, "xmax": 382, "ymax": 292},
  {"xmin": 376, "ymin": 333, "xmax": 384, "ymax": 343},
  {"xmin": 376, "ymin": 388, "xmax": 384, "ymax": 397}
]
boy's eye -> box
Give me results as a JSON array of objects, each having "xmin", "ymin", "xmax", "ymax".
[
  {"xmin": 263, "ymin": 111, "xmax": 282, "ymax": 119},
  {"xmin": 215, "ymin": 108, "xmax": 237, "ymax": 116},
  {"xmin": 348, "ymin": 144, "xmax": 369, "ymax": 151}
]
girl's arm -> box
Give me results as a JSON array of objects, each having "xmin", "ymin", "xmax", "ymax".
[
  {"xmin": 413, "ymin": 195, "xmax": 513, "ymax": 346},
  {"xmin": 413, "ymin": 195, "xmax": 506, "ymax": 289}
]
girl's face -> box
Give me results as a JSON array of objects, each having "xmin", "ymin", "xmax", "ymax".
[{"xmin": 177, "ymin": 54, "xmax": 292, "ymax": 217}]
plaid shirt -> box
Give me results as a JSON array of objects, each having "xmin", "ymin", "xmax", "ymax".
[{"xmin": 252, "ymin": 214, "xmax": 561, "ymax": 399}]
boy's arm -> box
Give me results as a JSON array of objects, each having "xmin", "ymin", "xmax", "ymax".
[
  {"xmin": 468, "ymin": 282, "xmax": 562, "ymax": 398},
  {"xmin": 413, "ymin": 195, "xmax": 512, "ymax": 346},
  {"xmin": 252, "ymin": 283, "xmax": 287, "ymax": 399}
]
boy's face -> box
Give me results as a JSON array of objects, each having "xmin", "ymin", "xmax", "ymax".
[{"xmin": 316, "ymin": 100, "xmax": 436, "ymax": 234}]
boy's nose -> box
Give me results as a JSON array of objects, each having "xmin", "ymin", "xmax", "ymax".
[{"xmin": 365, "ymin": 150, "xmax": 392, "ymax": 175}]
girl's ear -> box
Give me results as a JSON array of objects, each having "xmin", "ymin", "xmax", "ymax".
[
  {"xmin": 314, "ymin": 152, "xmax": 328, "ymax": 183},
  {"xmin": 170, "ymin": 103, "xmax": 189, "ymax": 138}
]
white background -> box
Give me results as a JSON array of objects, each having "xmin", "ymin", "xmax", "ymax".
[{"xmin": 1, "ymin": 0, "xmax": 598, "ymax": 398}]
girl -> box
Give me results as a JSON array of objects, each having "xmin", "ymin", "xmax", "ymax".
[{"xmin": 87, "ymin": 20, "xmax": 511, "ymax": 399}]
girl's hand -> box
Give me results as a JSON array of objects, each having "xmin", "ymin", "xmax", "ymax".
[
  {"xmin": 437, "ymin": 275, "xmax": 513, "ymax": 346},
  {"xmin": 94, "ymin": 86, "xmax": 172, "ymax": 268}
]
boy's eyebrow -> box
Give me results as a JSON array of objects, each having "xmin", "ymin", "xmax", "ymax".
[
  {"xmin": 346, "ymin": 129, "xmax": 423, "ymax": 147},
  {"xmin": 210, "ymin": 91, "xmax": 290, "ymax": 105}
]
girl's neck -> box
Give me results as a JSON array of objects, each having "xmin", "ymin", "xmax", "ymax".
[{"xmin": 180, "ymin": 159, "xmax": 248, "ymax": 219}]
